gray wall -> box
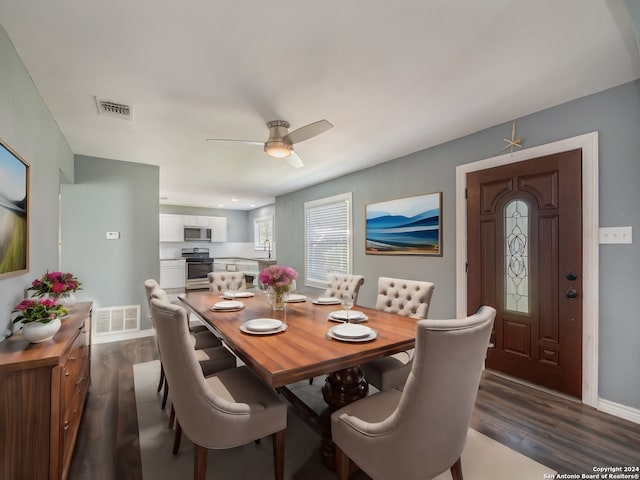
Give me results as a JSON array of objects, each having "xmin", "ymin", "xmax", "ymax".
[
  {"xmin": 61, "ymin": 155, "xmax": 160, "ymax": 329},
  {"xmin": 0, "ymin": 25, "xmax": 74, "ymax": 337},
  {"xmin": 275, "ymin": 80, "xmax": 640, "ymax": 410}
]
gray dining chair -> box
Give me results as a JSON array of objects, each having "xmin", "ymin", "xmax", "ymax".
[
  {"xmin": 323, "ymin": 273, "xmax": 365, "ymax": 304},
  {"xmin": 150, "ymin": 298, "xmax": 287, "ymax": 480},
  {"xmin": 332, "ymin": 306, "xmax": 496, "ymax": 480},
  {"xmin": 361, "ymin": 276, "xmax": 435, "ymax": 390},
  {"xmin": 207, "ymin": 271, "xmax": 248, "ymax": 294}
]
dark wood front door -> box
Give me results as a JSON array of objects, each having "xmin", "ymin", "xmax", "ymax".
[{"xmin": 467, "ymin": 149, "xmax": 583, "ymax": 398}]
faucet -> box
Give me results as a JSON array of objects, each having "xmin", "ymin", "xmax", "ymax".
[{"xmin": 263, "ymin": 240, "xmax": 271, "ymax": 259}]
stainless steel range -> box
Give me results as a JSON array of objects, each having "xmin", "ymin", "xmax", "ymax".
[{"xmin": 182, "ymin": 247, "xmax": 213, "ymax": 290}]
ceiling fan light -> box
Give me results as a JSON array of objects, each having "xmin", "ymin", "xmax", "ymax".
[{"xmin": 264, "ymin": 141, "xmax": 291, "ymax": 158}]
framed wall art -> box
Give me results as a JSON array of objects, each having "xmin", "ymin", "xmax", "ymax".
[
  {"xmin": 365, "ymin": 191, "xmax": 441, "ymax": 256},
  {"xmin": 0, "ymin": 139, "xmax": 29, "ymax": 278}
]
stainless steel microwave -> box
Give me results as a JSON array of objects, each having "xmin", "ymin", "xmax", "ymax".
[{"xmin": 184, "ymin": 227, "xmax": 211, "ymax": 242}]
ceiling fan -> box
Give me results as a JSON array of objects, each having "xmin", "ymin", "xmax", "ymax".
[{"xmin": 206, "ymin": 119, "xmax": 333, "ymax": 168}]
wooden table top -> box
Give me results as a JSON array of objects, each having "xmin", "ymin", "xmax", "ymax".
[{"xmin": 180, "ymin": 291, "xmax": 417, "ymax": 387}]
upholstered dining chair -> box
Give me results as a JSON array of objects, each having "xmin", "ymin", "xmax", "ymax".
[
  {"xmin": 144, "ymin": 280, "xmax": 234, "ymax": 410},
  {"xmin": 323, "ymin": 273, "xmax": 365, "ymax": 304},
  {"xmin": 332, "ymin": 306, "xmax": 496, "ymax": 480},
  {"xmin": 360, "ymin": 277, "xmax": 435, "ymax": 390},
  {"xmin": 207, "ymin": 271, "xmax": 248, "ymax": 294},
  {"xmin": 149, "ymin": 298, "xmax": 287, "ymax": 480}
]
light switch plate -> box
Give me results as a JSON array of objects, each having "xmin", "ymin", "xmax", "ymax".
[
  {"xmin": 598, "ymin": 226, "xmax": 632, "ymax": 244},
  {"xmin": 106, "ymin": 231, "xmax": 120, "ymax": 240}
]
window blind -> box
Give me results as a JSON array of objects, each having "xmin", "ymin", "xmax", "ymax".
[{"xmin": 304, "ymin": 193, "xmax": 352, "ymax": 288}]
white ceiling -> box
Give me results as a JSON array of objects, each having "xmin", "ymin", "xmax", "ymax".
[{"xmin": 1, "ymin": 0, "xmax": 639, "ymax": 210}]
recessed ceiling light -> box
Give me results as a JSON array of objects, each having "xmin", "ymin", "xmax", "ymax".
[
  {"xmin": 231, "ymin": 198, "xmax": 238, "ymax": 202},
  {"xmin": 218, "ymin": 204, "xmax": 224, "ymax": 207},
  {"xmin": 249, "ymin": 204, "xmax": 255, "ymax": 208}
]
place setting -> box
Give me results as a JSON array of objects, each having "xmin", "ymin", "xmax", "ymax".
[
  {"xmin": 326, "ymin": 323, "xmax": 377, "ymax": 342},
  {"xmin": 240, "ymin": 318, "xmax": 288, "ymax": 335},
  {"xmin": 312, "ymin": 296, "xmax": 341, "ymax": 305},
  {"xmin": 222, "ymin": 291, "xmax": 255, "ymax": 299},
  {"xmin": 285, "ymin": 293, "xmax": 307, "ymax": 303},
  {"xmin": 210, "ymin": 300, "xmax": 245, "ymax": 311}
]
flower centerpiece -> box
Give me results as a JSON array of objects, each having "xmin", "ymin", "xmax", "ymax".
[
  {"xmin": 12, "ymin": 298, "xmax": 69, "ymax": 343},
  {"xmin": 29, "ymin": 271, "xmax": 81, "ymax": 303},
  {"xmin": 258, "ymin": 265, "xmax": 298, "ymax": 311}
]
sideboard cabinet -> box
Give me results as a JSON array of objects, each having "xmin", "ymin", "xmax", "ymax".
[{"xmin": 0, "ymin": 301, "xmax": 92, "ymax": 480}]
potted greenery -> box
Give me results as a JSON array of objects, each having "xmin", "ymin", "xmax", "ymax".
[
  {"xmin": 29, "ymin": 271, "xmax": 82, "ymax": 304},
  {"xmin": 12, "ymin": 298, "xmax": 69, "ymax": 343}
]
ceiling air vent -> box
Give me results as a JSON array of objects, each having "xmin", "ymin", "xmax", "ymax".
[{"xmin": 95, "ymin": 96, "xmax": 134, "ymax": 121}]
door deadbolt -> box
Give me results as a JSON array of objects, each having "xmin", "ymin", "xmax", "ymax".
[{"xmin": 565, "ymin": 288, "xmax": 578, "ymax": 299}]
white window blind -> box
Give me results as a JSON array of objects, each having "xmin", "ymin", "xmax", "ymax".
[{"xmin": 305, "ymin": 193, "xmax": 352, "ymax": 288}]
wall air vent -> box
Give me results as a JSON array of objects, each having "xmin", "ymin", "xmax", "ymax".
[
  {"xmin": 93, "ymin": 305, "xmax": 140, "ymax": 337},
  {"xmin": 95, "ymin": 96, "xmax": 134, "ymax": 121}
]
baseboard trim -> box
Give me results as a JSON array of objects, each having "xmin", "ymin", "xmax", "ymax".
[
  {"xmin": 598, "ymin": 398, "xmax": 640, "ymax": 425},
  {"xmin": 91, "ymin": 328, "xmax": 155, "ymax": 344}
]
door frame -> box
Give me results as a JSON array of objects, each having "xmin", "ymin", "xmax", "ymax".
[{"xmin": 455, "ymin": 132, "xmax": 598, "ymax": 407}]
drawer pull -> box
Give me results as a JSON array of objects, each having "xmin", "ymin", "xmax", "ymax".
[
  {"xmin": 69, "ymin": 356, "xmax": 77, "ymax": 361},
  {"xmin": 63, "ymin": 421, "xmax": 70, "ymax": 431},
  {"xmin": 64, "ymin": 369, "xmax": 70, "ymax": 376}
]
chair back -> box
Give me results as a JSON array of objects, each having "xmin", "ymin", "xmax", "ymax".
[
  {"xmin": 375, "ymin": 276, "xmax": 435, "ymax": 319},
  {"xmin": 388, "ymin": 307, "xmax": 495, "ymax": 477},
  {"xmin": 324, "ymin": 274, "xmax": 365, "ymax": 304},
  {"xmin": 207, "ymin": 271, "xmax": 248, "ymax": 294}
]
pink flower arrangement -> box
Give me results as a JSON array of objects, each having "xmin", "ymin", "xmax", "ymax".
[
  {"xmin": 29, "ymin": 271, "xmax": 82, "ymax": 298},
  {"xmin": 12, "ymin": 298, "xmax": 69, "ymax": 324},
  {"xmin": 258, "ymin": 265, "xmax": 298, "ymax": 291}
]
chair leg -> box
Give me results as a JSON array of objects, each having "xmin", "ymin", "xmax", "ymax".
[
  {"xmin": 168, "ymin": 404, "xmax": 175, "ymax": 429},
  {"xmin": 450, "ymin": 456, "xmax": 463, "ymax": 480},
  {"xmin": 157, "ymin": 363, "xmax": 165, "ymax": 392},
  {"xmin": 335, "ymin": 445, "xmax": 350, "ymax": 480},
  {"xmin": 173, "ymin": 420, "xmax": 182, "ymax": 455},
  {"xmin": 161, "ymin": 381, "xmax": 169, "ymax": 409},
  {"xmin": 194, "ymin": 444, "xmax": 208, "ymax": 480},
  {"xmin": 309, "ymin": 377, "xmax": 314, "ymax": 385},
  {"xmin": 272, "ymin": 429, "xmax": 285, "ymax": 480}
]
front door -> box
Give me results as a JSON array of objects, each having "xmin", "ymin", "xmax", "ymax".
[{"xmin": 466, "ymin": 149, "xmax": 583, "ymax": 398}]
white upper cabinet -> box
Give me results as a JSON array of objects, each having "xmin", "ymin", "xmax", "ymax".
[
  {"xmin": 211, "ymin": 216, "xmax": 227, "ymax": 242},
  {"xmin": 159, "ymin": 214, "xmax": 184, "ymax": 242},
  {"xmin": 183, "ymin": 215, "xmax": 212, "ymax": 228}
]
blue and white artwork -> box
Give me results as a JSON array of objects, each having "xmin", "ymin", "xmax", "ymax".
[
  {"xmin": 366, "ymin": 192, "xmax": 441, "ymax": 255},
  {"xmin": 0, "ymin": 140, "xmax": 29, "ymax": 277}
]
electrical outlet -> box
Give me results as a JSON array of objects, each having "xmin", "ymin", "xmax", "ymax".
[
  {"xmin": 598, "ymin": 226, "xmax": 632, "ymax": 244},
  {"xmin": 106, "ymin": 231, "xmax": 120, "ymax": 240}
]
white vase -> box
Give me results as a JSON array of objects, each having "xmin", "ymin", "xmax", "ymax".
[{"xmin": 22, "ymin": 318, "xmax": 62, "ymax": 343}]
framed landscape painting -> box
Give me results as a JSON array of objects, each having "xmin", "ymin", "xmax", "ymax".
[
  {"xmin": 365, "ymin": 192, "xmax": 442, "ymax": 256},
  {"xmin": 0, "ymin": 139, "xmax": 29, "ymax": 278}
]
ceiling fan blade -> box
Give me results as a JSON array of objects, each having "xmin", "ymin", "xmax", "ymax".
[
  {"xmin": 286, "ymin": 119, "xmax": 333, "ymax": 145},
  {"xmin": 205, "ymin": 138, "xmax": 264, "ymax": 146},
  {"xmin": 285, "ymin": 150, "xmax": 304, "ymax": 168}
]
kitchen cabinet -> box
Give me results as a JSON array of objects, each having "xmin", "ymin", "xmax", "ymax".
[
  {"xmin": 183, "ymin": 215, "xmax": 211, "ymax": 228},
  {"xmin": 0, "ymin": 302, "xmax": 92, "ymax": 480},
  {"xmin": 160, "ymin": 259, "xmax": 186, "ymax": 289},
  {"xmin": 211, "ymin": 216, "xmax": 227, "ymax": 242},
  {"xmin": 159, "ymin": 214, "xmax": 184, "ymax": 242}
]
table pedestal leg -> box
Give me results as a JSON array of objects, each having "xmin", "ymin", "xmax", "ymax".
[{"xmin": 320, "ymin": 366, "xmax": 368, "ymax": 470}]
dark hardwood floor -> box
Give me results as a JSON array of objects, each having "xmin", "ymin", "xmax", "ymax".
[{"xmin": 69, "ymin": 337, "xmax": 640, "ymax": 479}]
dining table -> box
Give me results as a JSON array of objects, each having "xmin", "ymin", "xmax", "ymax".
[{"xmin": 179, "ymin": 290, "xmax": 417, "ymax": 469}]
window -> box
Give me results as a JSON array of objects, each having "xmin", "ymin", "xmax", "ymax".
[
  {"xmin": 254, "ymin": 216, "xmax": 273, "ymax": 250},
  {"xmin": 305, "ymin": 192, "xmax": 352, "ymax": 288},
  {"xmin": 504, "ymin": 199, "xmax": 529, "ymax": 313}
]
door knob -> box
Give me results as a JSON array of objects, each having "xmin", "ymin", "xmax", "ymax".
[
  {"xmin": 566, "ymin": 272, "xmax": 578, "ymax": 281},
  {"xmin": 565, "ymin": 288, "xmax": 578, "ymax": 299}
]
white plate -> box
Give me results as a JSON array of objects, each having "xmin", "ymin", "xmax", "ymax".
[
  {"xmin": 286, "ymin": 294, "xmax": 307, "ymax": 302},
  {"xmin": 243, "ymin": 318, "xmax": 283, "ymax": 332},
  {"xmin": 240, "ymin": 322, "xmax": 287, "ymax": 335},
  {"xmin": 330, "ymin": 323, "xmax": 372, "ymax": 339},
  {"xmin": 329, "ymin": 310, "xmax": 366, "ymax": 321},
  {"xmin": 223, "ymin": 291, "xmax": 255, "ymax": 299},
  {"xmin": 313, "ymin": 297, "xmax": 341, "ymax": 305},
  {"xmin": 327, "ymin": 326, "xmax": 377, "ymax": 343},
  {"xmin": 211, "ymin": 300, "xmax": 244, "ymax": 310}
]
